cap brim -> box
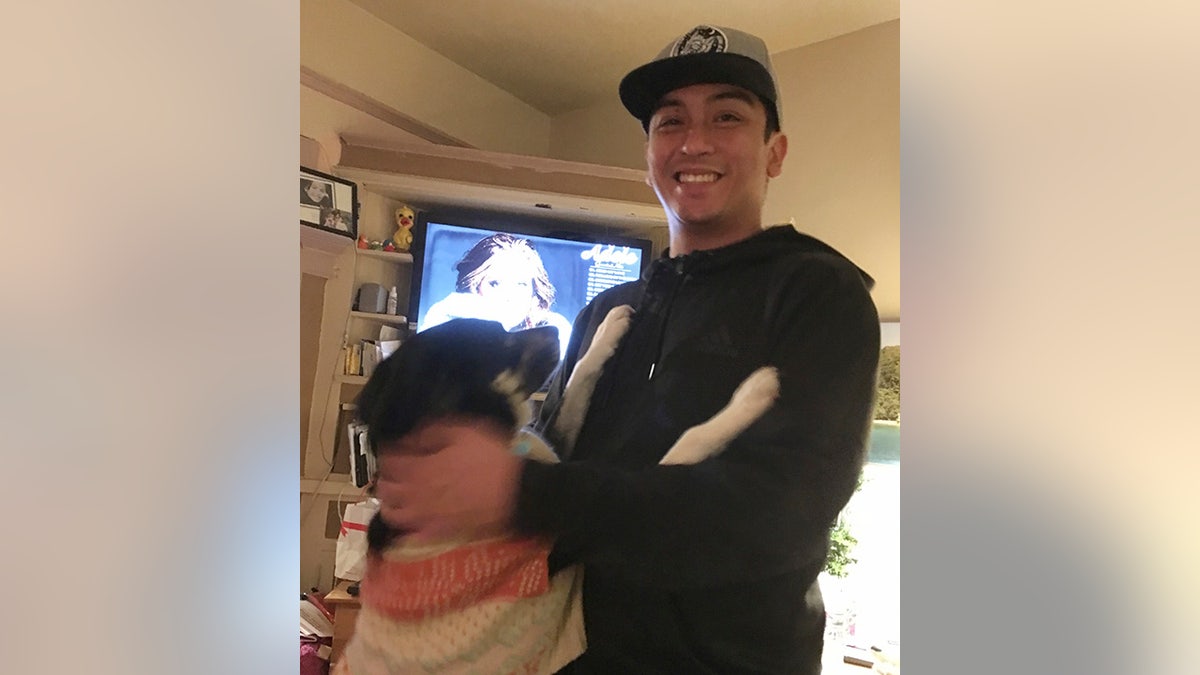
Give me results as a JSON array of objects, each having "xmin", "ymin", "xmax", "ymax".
[{"xmin": 618, "ymin": 52, "xmax": 777, "ymax": 128}]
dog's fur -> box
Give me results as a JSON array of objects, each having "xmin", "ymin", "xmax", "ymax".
[{"xmin": 336, "ymin": 305, "xmax": 780, "ymax": 674}]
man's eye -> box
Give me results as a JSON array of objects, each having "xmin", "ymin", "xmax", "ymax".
[
  {"xmin": 716, "ymin": 112, "xmax": 742, "ymax": 123},
  {"xmin": 655, "ymin": 117, "xmax": 682, "ymax": 129}
]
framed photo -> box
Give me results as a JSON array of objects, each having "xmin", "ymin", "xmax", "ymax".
[{"xmin": 300, "ymin": 166, "xmax": 357, "ymax": 238}]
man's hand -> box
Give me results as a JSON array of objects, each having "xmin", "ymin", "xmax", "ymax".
[{"xmin": 373, "ymin": 418, "xmax": 523, "ymax": 544}]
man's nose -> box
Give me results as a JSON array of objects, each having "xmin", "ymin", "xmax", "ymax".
[{"xmin": 680, "ymin": 123, "xmax": 715, "ymax": 155}]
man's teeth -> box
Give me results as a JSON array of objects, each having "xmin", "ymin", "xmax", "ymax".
[{"xmin": 678, "ymin": 173, "xmax": 718, "ymax": 183}]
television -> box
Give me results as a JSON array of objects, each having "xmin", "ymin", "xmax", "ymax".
[{"xmin": 409, "ymin": 211, "xmax": 654, "ymax": 355}]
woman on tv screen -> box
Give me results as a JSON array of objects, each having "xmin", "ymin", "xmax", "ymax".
[{"xmin": 422, "ymin": 233, "xmax": 573, "ymax": 353}]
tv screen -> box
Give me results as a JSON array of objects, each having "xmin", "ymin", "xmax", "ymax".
[{"xmin": 410, "ymin": 217, "xmax": 652, "ymax": 356}]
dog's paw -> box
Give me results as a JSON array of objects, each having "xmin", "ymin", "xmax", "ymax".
[
  {"xmin": 594, "ymin": 305, "xmax": 633, "ymax": 344},
  {"xmin": 588, "ymin": 304, "xmax": 634, "ymax": 357},
  {"xmin": 729, "ymin": 366, "xmax": 780, "ymax": 414}
]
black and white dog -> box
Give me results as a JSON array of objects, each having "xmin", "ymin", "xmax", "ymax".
[{"xmin": 337, "ymin": 305, "xmax": 779, "ymax": 675}]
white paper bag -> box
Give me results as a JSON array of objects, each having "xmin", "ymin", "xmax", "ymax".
[{"xmin": 334, "ymin": 498, "xmax": 379, "ymax": 581}]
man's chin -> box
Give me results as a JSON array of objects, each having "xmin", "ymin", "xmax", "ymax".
[{"xmin": 671, "ymin": 209, "xmax": 727, "ymax": 230}]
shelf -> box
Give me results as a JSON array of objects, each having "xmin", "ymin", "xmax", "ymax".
[
  {"xmin": 300, "ymin": 478, "xmax": 360, "ymax": 496},
  {"xmin": 338, "ymin": 374, "xmax": 369, "ymax": 385},
  {"xmin": 301, "ymin": 223, "xmax": 356, "ymax": 253},
  {"xmin": 334, "ymin": 140, "xmax": 668, "ymax": 232},
  {"xmin": 355, "ymin": 248, "xmax": 413, "ymax": 263},
  {"xmin": 349, "ymin": 311, "xmax": 409, "ymax": 325}
]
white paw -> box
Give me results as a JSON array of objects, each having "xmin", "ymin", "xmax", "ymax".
[
  {"xmin": 729, "ymin": 366, "xmax": 780, "ymax": 413},
  {"xmin": 658, "ymin": 432, "xmax": 712, "ymax": 465},
  {"xmin": 557, "ymin": 306, "xmax": 635, "ymax": 448},
  {"xmin": 658, "ymin": 367, "xmax": 779, "ymax": 466},
  {"xmin": 590, "ymin": 304, "xmax": 634, "ymax": 356}
]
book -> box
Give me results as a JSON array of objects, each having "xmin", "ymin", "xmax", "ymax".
[
  {"xmin": 300, "ymin": 598, "xmax": 334, "ymax": 637},
  {"xmin": 347, "ymin": 421, "xmax": 372, "ymax": 488},
  {"xmin": 302, "ymin": 592, "xmax": 335, "ymax": 623},
  {"xmin": 361, "ymin": 340, "xmax": 381, "ymax": 378}
]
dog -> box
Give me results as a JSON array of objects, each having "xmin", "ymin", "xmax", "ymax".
[{"xmin": 336, "ymin": 305, "xmax": 780, "ymax": 674}]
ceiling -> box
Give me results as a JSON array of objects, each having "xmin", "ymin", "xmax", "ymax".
[{"xmin": 344, "ymin": 0, "xmax": 901, "ymax": 115}]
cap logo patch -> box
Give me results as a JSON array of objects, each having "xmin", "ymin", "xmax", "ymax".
[{"xmin": 672, "ymin": 25, "xmax": 727, "ymax": 57}]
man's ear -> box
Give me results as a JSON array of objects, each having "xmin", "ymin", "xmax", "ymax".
[
  {"xmin": 766, "ymin": 132, "xmax": 788, "ymax": 179},
  {"xmin": 644, "ymin": 140, "xmax": 653, "ymax": 187}
]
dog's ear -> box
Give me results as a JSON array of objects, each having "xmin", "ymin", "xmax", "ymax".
[{"xmin": 501, "ymin": 326, "xmax": 561, "ymax": 397}]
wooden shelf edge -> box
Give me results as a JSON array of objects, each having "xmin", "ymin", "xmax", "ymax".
[
  {"xmin": 333, "ymin": 165, "xmax": 668, "ymax": 232},
  {"xmin": 300, "ymin": 477, "xmax": 357, "ymax": 496},
  {"xmin": 349, "ymin": 311, "xmax": 409, "ymax": 325},
  {"xmin": 355, "ymin": 248, "xmax": 413, "ymax": 263},
  {"xmin": 301, "ymin": 223, "xmax": 356, "ymax": 253}
]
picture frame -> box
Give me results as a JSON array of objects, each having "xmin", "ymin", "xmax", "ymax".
[{"xmin": 300, "ymin": 166, "xmax": 358, "ymax": 239}]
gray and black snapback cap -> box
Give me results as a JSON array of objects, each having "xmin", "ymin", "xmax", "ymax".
[{"xmin": 619, "ymin": 25, "xmax": 781, "ymax": 131}]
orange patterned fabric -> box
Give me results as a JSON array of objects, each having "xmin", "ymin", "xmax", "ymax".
[{"xmin": 360, "ymin": 537, "xmax": 555, "ymax": 621}]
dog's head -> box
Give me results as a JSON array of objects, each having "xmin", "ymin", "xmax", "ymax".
[{"xmin": 355, "ymin": 319, "xmax": 560, "ymax": 452}]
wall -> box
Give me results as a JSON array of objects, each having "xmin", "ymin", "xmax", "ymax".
[
  {"xmin": 549, "ymin": 100, "xmax": 646, "ymax": 170},
  {"xmin": 299, "ymin": 235, "xmax": 360, "ymax": 592},
  {"xmin": 764, "ymin": 20, "xmax": 900, "ymax": 321},
  {"xmin": 301, "ymin": 0, "xmax": 551, "ymax": 156},
  {"xmin": 300, "ymin": 273, "xmax": 325, "ymax": 473}
]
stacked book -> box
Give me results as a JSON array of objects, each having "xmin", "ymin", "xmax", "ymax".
[{"xmin": 300, "ymin": 595, "xmax": 334, "ymax": 638}]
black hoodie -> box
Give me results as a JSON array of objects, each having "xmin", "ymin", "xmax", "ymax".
[{"xmin": 518, "ymin": 225, "xmax": 881, "ymax": 674}]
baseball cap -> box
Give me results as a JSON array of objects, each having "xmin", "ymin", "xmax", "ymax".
[{"xmin": 619, "ymin": 25, "xmax": 781, "ymax": 132}]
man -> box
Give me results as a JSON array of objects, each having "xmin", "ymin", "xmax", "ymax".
[{"xmin": 375, "ymin": 24, "xmax": 881, "ymax": 673}]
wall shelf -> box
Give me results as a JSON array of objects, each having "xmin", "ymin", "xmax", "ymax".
[
  {"xmin": 349, "ymin": 311, "xmax": 409, "ymax": 325},
  {"xmin": 301, "ymin": 223, "xmax": 356, "ymax": 253},
  {"xmin": 356, "ymin": 248, "xmax": 413, "ymax": 263},
  {"xmin": 333, "ymin": 138, "xmax": 668, "ymax": 236}
]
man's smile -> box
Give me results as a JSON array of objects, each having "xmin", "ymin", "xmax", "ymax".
[{"xmin": 675, "ymin": 171, "xmax": 722, "ymax": 184}]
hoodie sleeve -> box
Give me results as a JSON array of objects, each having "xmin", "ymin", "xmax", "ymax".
[{"xmin": 515, "ymin": 258, "xmax": 881, "ymax": 589}]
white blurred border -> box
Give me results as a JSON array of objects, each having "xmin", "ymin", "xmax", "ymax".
[
  {"xmin": 1, "ymin": 2, "xmax": 298, "ymax": 675},
  {"xmin": 903, "ymin": 2, "xmax": 1200, "ymax": 673}
]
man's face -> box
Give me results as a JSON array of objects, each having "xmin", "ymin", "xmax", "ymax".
[{"xmin": 644, "ymin": 83, "xmax": 786, "ymax": 233}]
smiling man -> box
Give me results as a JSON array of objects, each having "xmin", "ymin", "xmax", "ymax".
[
  {"xmin": 622, "ymin": 25, "xmax": 786, "ymax": 253},
  {"xmin": 372, "ymin": 24, "xmax": 882, "ymax": 673},
  {"xmin": 641, "ymin": 81, "xmax": 786, "ymax": 254}
]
